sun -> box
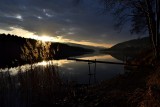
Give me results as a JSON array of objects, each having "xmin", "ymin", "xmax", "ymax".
[
  {"xmin": 33, "ymin": 35, "xmax": 51, "ymax": 42},
  {"xmin": 33, "ymin": 35, "xmax": 62, "ymax": 43},
  {"xmin": 39, "ymin": 35, "xmax": 52, "ymax": 42}
]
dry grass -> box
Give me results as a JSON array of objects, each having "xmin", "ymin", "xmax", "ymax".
[
  {"xmin": 83, "ymin": 65, "xmax": 160, "ymax": 107},
  {"xmin": 0, "ymin": 63, "xmax": 79, "ymax": 107},
  {"xmin": 137, "ymin": 65, "xmax": 160, "ymax": 107},
  {"xmin": 1, "ymin": 51, "xmax": 160, "ymax": 107}
]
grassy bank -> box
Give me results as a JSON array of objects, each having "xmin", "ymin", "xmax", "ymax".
[
  {"xmin": 74, "ymin": 50, "xmax": 160, "ymax": 107},
  {"xmin": 1, "ymin": 50, "xmax": 160, "ymax": 107},
  {"xmin": 0, "ymin": 63, "xmax": 80, "ymax": 107},
  {"xmin": 1, "ymin": 65, "xmax": 159, "ymax": 107},
  {"xmin": 73, "ymin": 67, "xmax": 160, "ymax": 107}
]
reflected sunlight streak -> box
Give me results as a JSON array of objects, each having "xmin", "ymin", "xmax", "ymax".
[
  {"xmin": 53, "ymin": 60, "xmax": 73, "ymax": 66},
  {"xmin": 0, "ymin": 59, "xmax": 72, "ymax": 76},
  {"xmin": 0, "ymin": 54, "xmax": 120, "ymax": 76},
  {"xmin": 37, "ymin": 60, "xmax": 48, "ymax": 66}
]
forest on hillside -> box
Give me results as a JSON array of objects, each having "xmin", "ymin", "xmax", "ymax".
[{"xmin": 0, "ymin": 34, "xmax": 94, "ymax": 68}]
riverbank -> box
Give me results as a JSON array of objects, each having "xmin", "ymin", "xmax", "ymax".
[
  {"xmin": 73, "ymin": 51, "xmax": 160, "ymax": 107},
  {"xmin": 1, "ymin": 61, "xmax": 159, "ymax": 107},
  {"xmin": 71, "ymin": 67, "xmax": 160, "ymax": 107}
]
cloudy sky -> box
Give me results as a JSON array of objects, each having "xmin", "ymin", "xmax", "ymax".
[{"xmin": 0, "ymin": 0, "xmax": 139, "ymax": 47}]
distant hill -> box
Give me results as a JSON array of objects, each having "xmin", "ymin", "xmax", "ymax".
[
  {"xmin": 50, "ymin": 42, "xmax": 94, "ymax": 59},
  {"xmin": 110, "ymin": 37, "xmax": 151, "ymax": 51},
  {"xmin": 67, "ymin": 43, "xmax": 103, "ymax": 52},
  {"xmin": 0, "ymin": 34, "xmax": 94, "ymax": 68},
  {"xmin": 101, "ymin": 37, "xmax": 152, "ymax": 61}
]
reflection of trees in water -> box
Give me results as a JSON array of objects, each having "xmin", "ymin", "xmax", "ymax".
[
  {"xmin": 108, "ymin": 51, "xmax": 140, "ymax": 62},
  {"xmin": 0, "ymin": 64, "xmax": 77, "ymax": 107}
]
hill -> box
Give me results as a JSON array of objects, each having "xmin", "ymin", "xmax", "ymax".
[
  {"xmin": 50, "ymin": 42, "xmax": 94, "ymax": 59},
  {"xmin": 101, "ymin": 37, "xmax": 152, "ymax": 61},
  {"xmin": 67, "ymin": 43, "xmax": 103, "ymax": 52},
  {"xmin": 108, "ymin": 37, "xmax": 151, "ymax": 51},
  {"xmin": 0, "ymin": 34, "xmax": 94, "ymax": 68}
]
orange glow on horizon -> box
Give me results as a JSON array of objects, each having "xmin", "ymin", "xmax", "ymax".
[
  {"xmin": 0, "ymin": 27, "xmax": 113, "ymax": 48},
  {"xmin": 37, "ymin": 36, "xmax": 52, "ymax": 42},
  {"xmin": 32, "ymin": 35, "xmax": 61, "ymax": 42}
]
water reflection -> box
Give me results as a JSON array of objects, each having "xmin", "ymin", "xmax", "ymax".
[
  {"xmin": 77, "ymin": 54, "xmax": 121, "ymax": 62},
  {"xmin": 0, "ymin": 54, "xmax": 124, "ymax": 84},
  {"xmin": 37, "ymin": 60, "xmax": 48, "ymax": 66},
  {"xmin": 0, "ymin": 59, "xmax": 73, "ymax": 75}
]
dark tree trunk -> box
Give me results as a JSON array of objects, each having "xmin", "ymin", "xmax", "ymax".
[
  {"xmin": 156, "ymin": 0, "xmax": 160, "ymax": 59},
  {"xmin": 145, "ymin": 0, "xmax": 158, "ymax": 59}
]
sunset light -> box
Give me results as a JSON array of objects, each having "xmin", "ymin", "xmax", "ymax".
[
  {"xmin": 0, "ymin": 0, "xmax": 159, "ymax": 106},
  {"xmin": 31, "ymin": 35, "xmax": 62, "ymax": 43},
  {"xmin": 0, "ymin": 27, "xmax": 112, "ymax": 48},
  {"xmin": 38, "ymin": 35, "xmax": 53, "ymax": 42}
]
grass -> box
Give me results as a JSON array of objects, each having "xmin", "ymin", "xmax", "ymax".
[
  {"xmin": 75, "ymin": 67, "xmax": 152, "ymax": 107},
  {"xmin": 0, "ymin": 63, "xmax": 80, "ymax": 107},
  {"xmin": 1, "ymin": 50, "xmax": 160, "ymax": 107},
  {"xmin": 74, "ymin": 50, "xmax": 160, "ymax": 107}
]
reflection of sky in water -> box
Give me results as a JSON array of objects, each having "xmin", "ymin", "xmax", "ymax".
[
  {"xmin": 57, "ymin": 54, "xmax": 124, "ymax": 84},
  {"xmin": 0, "ymin": 54, "xmax": 125, "ymax": 84},
  {"xmin": 77, "ymin": 54, "xmax": 122, "ymax": 62},
  {"xmin": 0, "ymin": 60, "xmax": 72, "ymax": 75},
  {"xmin": 59, "ymin": 62, "xmax": 124, "ymax": 84}
]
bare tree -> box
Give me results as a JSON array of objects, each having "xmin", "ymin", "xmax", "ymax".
[
  {"xmin": 75, "ymin": 0, "xmax": 160, "ymax": 59},
  {"xmin": 102, "ymin": 0, "xmax": 160, "ymax": 59}
]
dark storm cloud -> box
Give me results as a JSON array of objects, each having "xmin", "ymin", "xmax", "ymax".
[{"xmin": 0, "ymin": 0, "xmax": 136, "ymax": 45}]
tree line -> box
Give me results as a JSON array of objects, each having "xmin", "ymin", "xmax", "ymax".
[{"xmin": 0, "ymin": 34, "xmax": 93, "ymax": 68}]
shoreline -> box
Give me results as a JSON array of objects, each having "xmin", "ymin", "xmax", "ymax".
[{"xmin": 73, "ymin": 51, "xmax": 160, "ymax": 107}]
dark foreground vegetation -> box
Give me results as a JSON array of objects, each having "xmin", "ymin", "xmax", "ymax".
[
  {"xmin": 75, "ymin": 49, "xmax": 160, "ymax": 107},
  {"xmin": 0, "ymin": 50, "xmax": 160, "ymax": 107},
  {"xmin": 0, "ymin": 34, "xmax": 94, "ymax": 68},
  {"xmin": 0, "ymin": 63, "xmax": 83, "ymax": 107},
  {"xmin": 0, "ymin": 34, "xmax": 160, "ymax": 107},
  {"xmin": 76, "ymin": 64, "xmax": 160, "ymax": 107}
]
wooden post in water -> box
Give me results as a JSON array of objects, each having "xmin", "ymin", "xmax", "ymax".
[
  {"xmin": 67, "ymin": 58, "xmax": 141, "ymax": 66},
  {"xmin": 87, "ymin": 59, "xmax": 97, "ymax": 85},
  {"xmin": 94, "ymin": 59, "xmax": 96, "ymax": 83},
  {"xmin": 88, "ymin": 61, "xmax": 91, "ymax": 85}
]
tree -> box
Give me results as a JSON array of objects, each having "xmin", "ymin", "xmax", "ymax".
[
  {"xmin": 104, "ymin": 0, "xmax": 160, "ymax": 59},
  {"xmin": 75, "ymin": 0, "xmax": 160, "ymax": 59}
]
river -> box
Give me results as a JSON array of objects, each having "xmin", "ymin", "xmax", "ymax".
[{"xmin": 0, "ymin": 53, "xmax": 125, "ymax": 85}]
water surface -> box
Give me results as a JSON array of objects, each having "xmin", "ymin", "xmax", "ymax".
[{"xmin": 0, "ymin": 54, "xmax": 125, "ymax": 84}]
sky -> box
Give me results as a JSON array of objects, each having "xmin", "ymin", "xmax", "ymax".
[{"xmin": 0, "ymin": 0, "xmax": 139, "ymax": 48}]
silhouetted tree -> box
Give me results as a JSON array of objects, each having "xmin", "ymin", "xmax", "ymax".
[
  {"xmin": 75, "ymin": 0, "xmax": 160, "ymax": 59},
  {"xmin": 102, "ymin": 0, "xmax": 160, "ymax": 59}
]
